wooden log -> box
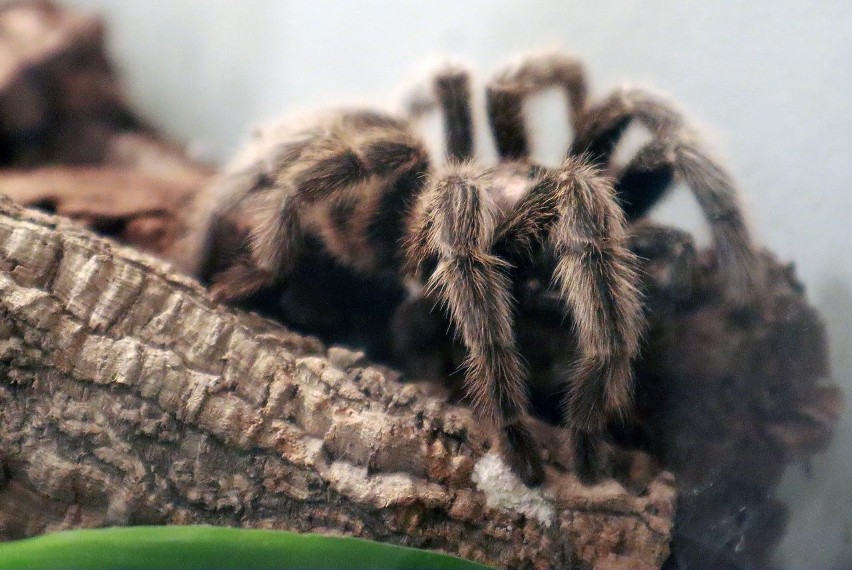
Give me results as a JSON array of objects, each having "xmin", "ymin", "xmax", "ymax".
[{"xmin": 0, "ymin": 195, "xmax": 675, "ymax": 570}]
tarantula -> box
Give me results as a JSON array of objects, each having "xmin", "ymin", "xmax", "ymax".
[{"xmin": 195, "ymin": 53, "xmax": 759, "ymax": 487}]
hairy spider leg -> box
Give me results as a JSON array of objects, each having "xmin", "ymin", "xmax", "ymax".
[
  {"xmin": 433, "ymin": 67, "xmax": 475, "ymax": 161},
  {"xmin": 494, "ymin": 157, "xmax": 643, "ymax": 483},
  {"xmin": 405, "ymin": 64, "xmax": 476, "ymax": 162},
  {"xmin": 571, "ymin": 88, "xmax": 760, "ymax": 301},
  {"xmin": 486, "ymin": 52, "xmax": 588, "ymax": 161},
  {"xmin": 206, "ymin": 111, "xmax": 429, "ymax": 302},
  {"xmin": 406, "ymin": 164, "xmax": 545, "ymax": 486}
]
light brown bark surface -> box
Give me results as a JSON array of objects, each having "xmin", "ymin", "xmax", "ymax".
[{"xmin": 0, "ymin": 195, "xmax": 675, "ymax": 570}]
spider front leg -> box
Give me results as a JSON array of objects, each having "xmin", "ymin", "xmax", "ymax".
[
  {"xmin": 406, "ymin": 164, "xmax": 545, "ymax": 486},
  {"xmin": 495, "ymin": 157, "xmax": 644, "ymax": 483}
]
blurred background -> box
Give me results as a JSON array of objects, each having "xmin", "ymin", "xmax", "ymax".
[{"xmin": 59, "ymin": 1, "xmax": 852, "ymax": 568}]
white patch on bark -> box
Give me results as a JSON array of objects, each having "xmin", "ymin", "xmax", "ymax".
[{"xmin": 472, "ymin": 452, "xmax": 556, "ymax": 527}]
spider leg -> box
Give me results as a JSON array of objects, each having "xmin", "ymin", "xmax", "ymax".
[
  {"xmin": 571, "ymin": 87, "xmax": 761, "ymax": 301},
  {"xmin": 495, "ymin": 157, "xmax": 643, "ymax": 483},
  {"xmin": 206, "ymin": 111, "xmax": 428, "ymax": 302},
  {"xmin": 610, "ymin": 139, "xmax": 675, "ymax": 220},
  {"xmin": 486, "ymin": 52, "xmax": 588, "ymax": 161},
  {"xmin": 406, "ymin": 164, "xmax": 544, "ymax": 486},
  {"xmin": 435, "ymin": 67, "xmax": 475, "ymax": 161},
  {"xmin": 405, "ymin": 65, "xmax": 475, "ymax": 161},
  {"xmin": 191, "ymin": 125, "xmax": 315, "ymax": 280}
]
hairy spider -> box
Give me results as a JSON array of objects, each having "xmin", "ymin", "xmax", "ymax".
[{"xmin": 194, "ymin": 52, "xmax": 759, "ymax": 487}]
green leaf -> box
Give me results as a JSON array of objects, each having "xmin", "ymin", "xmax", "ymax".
[{"xmin": 0, "ymin": 526, "xmax": 495, "ymax": 570}]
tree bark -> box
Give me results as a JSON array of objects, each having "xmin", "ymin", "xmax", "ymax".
[
  {"xmin": 0, "ymin": 195, "xmax": 675, "ymax": 570},
  {"xmin": 0, "ymin": 166, "xmax": 210, "ymax": 266}
]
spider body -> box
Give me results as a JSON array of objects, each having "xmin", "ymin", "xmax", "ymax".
[{"xmin": 196, "ymin": 53, "xmax": 759, "ymax": 487}]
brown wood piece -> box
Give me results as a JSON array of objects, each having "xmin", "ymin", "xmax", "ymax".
[{"xmin": 0, "ymin": 195, "xmax": 675, "ymax": 570}]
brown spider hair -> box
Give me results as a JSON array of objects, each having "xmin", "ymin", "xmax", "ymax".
[
  {"xmin": 410, "ymin": 52, "xmax": 761, "ymax": 302},
  {"xmin": 193, "ymin": 51, "xmax": 763, "ymax": 487}
]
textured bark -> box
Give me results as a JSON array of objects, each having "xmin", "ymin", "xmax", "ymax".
[
  {"xmin": 0, "ymin": 195, "xmax": 675, "ymax": 570},
  {"xmin": 0, "ymin": 166, "xmax": 211, "ymax": 265}
]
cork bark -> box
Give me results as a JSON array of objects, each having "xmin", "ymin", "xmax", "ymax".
[
  {"xmin": 0, "ymin": 166, "xmax": 211, "ymax": 267},
  {"xmin": 0, "ymin": 195, "xmax": 675, "ymax": 570}
]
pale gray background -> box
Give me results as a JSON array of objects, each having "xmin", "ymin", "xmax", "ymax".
[{"xmin": 63, "ymin": 1, "xmax": 852, "ymax": 567}]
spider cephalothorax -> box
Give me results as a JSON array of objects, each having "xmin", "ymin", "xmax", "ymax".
[{"xmin": 195, "ymin": 52, "xmax": 759, "ymax": 487}]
